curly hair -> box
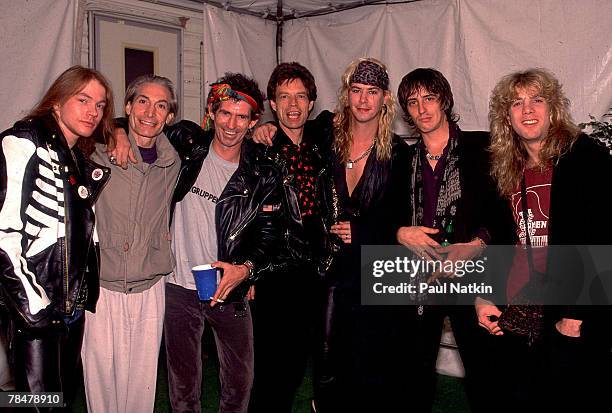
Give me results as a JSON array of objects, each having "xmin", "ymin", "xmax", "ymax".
[
  {"xmin": 207, "ymin": 72, "xmax": 265, "ymax": 118},
  {"xmin": 333, "ymin": 57, "xmax": 396, "ymax": 163},
  {"xmin": 25, "ymin": 65, "xmax": 115, "ymax": 156},
  {"xmin": 397, "ymin": 68, "xmax": 458, "ymax": 127},
  {"xmin": 267, "ymin": 62, "xmax": 317, "ymax": 102},
  {"xmin": 489, "ymin": 68, "xmax": 581, "ymax": 197}
]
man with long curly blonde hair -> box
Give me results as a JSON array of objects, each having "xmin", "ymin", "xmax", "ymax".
[
  {"xmin": 477, "ymin": 68, "xmax": 612, "ymax": 412},
  {"xmin": 488, "ymin": 68, "xmax": 582, "ymax": 198}
]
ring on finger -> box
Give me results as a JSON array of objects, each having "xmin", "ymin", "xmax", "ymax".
[{"xmin": 109, "ymin": 155, "xmax": 117, "ymax": 165}]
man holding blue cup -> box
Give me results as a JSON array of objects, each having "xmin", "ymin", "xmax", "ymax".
[
  {"xmin": 162, "ymin": 73, "xmax": 283, "ymax": 413},
  {"xmin": 191, "ymin": 264, "xmax": 219, "ymax": 301}
]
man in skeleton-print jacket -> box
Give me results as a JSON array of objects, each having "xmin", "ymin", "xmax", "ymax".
[{"xmin": 0, "ymin": 66, "xmax": 114, "ymax": 406}]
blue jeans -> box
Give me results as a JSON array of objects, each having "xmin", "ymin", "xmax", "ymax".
[{"xmin": 164, "ymin": 283, "xmax": 254, "ymax": 413}]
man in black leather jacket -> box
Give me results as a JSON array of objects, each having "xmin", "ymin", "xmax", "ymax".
[
  {"xmin": 476, "ymin": 68, "xmax": 612, "ymax": 413},
  {"xmin": 248, "ymin": 62, "xmax": 340, "ymax": 413},
  {"xmin": 162, "ymin": 73, "xmax": 280, "ymax": 413},
  {"xmin": 0, "ymin": 66, "xmax": 114, "ymax": 408}
]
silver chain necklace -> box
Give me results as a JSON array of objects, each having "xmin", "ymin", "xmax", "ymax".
[
  {"xmin": 425, "ymin": 151, "xmax": 442, "ymax": 161},
  {"xmin": 346, "ymin": 141, "xmax": 375, "ymax": 169}
]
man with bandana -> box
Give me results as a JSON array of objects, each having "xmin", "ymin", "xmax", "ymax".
[
  {"xmin": 321, "ymin": 57, "xmax": 413, "ymax": 412},
  {"xmin": 162, "ymin": 73, "xmax": 280, "ymax": 413}
]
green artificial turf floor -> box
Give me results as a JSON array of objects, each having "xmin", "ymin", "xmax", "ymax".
[{"xmin": 70, "ymin": 335, "xmax": 471, "ymax": 413}]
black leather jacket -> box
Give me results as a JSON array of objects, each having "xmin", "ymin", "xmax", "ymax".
[
  {"xmin": 166, "ymin": 121, "xmax": 284, "ymax": 301},
  {"xmin": 264, "ymin": 117, "xmax": 341, "ymax": 277},
  {"xmin": 0, "ymin": 115, "xmax": 109, "ymax": 328}
]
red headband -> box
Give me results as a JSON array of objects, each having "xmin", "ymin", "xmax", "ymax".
[{"xmin": 207, "ymin": 83, "xmax": 259, "ymax": 113}]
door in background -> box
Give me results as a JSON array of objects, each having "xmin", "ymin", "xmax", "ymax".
[{"xmin": 90, "ymin": 13, "xmax": 182, "ymax": 118}]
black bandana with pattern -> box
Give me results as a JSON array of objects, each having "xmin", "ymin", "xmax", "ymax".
[{"xmin": 350, "ymin": 61, "xmax": 389, "ymax": 90}]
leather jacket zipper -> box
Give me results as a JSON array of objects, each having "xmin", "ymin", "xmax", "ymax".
[
  {"xmin": 66, "ymin": 164, "xmax": 110, "ymax": 315},
  {"xmin": 228, "ymin": 207, "xmax": 257, "ymax": 241},
  {"xmin": 76, "ymin": 216, "xmax": 96, "ymax": 309},
  {"xmin": 64, "ymin": 217, "xmax": 71, "ymax": 315},
  {"xmin": 217, "ymin": 186, "xmax": 253, "ymax": 241}
]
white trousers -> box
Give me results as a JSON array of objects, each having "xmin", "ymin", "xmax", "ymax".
[{"xmin": 81, "ymin": 278, "xmax": 165, "ymax": 413}]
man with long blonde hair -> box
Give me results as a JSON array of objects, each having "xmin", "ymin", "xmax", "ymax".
[
  {"xmin": 477, "ymin": 68, "xmax": 612, "ymax": 412},
  {"xmin": 332, "ymin": 57, "xmax": 396, "ymax": 166},
  {"xmin": 321, "ymin": 57, "xmax": 411, "ymax": 412}
]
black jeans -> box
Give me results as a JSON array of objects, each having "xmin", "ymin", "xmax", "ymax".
[
  {"xmin": 248, "ymin": 268, "xmax": 319, "ymax": 413},
  {"xmin": 164, "ymin": 283, "xmax": 254, "ymax": 413},
  {"xmin": 317, "ymin": 284, "xmax": 416, "ymax": 413},
  {"xmin": 11, "ymin": 315, "xmax": 84, "ymax": 412},
  {"xmin": 316, "ymin": 300, "xmax": 492, "ymax": 413},
  {"xmin": 480, "ymin": 320, "xmax": 611, "ymax": 413}
]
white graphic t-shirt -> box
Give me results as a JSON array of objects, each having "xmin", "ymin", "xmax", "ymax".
[{"xmin": 169, "ymin": 148, "xmax": 238, "ymax": 290}]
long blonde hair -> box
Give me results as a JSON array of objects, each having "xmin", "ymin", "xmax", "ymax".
[
  {"xmin": 489, "ymin": 68, "xmax": 580, "ymax": 197},
  {"xmin": 333, "ymin": 57, "xmax": 396, "ymax": 163}
]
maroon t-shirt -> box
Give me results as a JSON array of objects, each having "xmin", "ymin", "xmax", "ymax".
[{"xmin": 506, "ymin": 166, "xmax": 552, "ymax": 300}]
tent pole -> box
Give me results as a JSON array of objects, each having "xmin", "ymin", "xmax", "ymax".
[{"xmin": 275, "ymin": 0, "xmax": 283, "ymax": 64}]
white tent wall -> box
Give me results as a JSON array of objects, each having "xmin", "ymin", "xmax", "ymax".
[
  {"xmin": 0, "ymin": 0, "xmax": 610, "ymax": 133},
  {"xmin": 0, "ymin": 0, "xmax": 78, "ymax": 130},
  {"xmin": 0, "ymin": 0, "xmax": 205, "ymax": 130},
  {"xmin": 454, "ymin": 0, "xmax": 612, "ymax": 132},
  {"xmin": 202, "ymin": 5, "xmax": 277, "ymax": 115},
  {"xmin": 204, "ymin": 0, "xmax": 612, "ymax": 135}
]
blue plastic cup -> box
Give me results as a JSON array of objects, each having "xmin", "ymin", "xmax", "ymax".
[{"xmin": 192, "ymin": 264, "xmax": 218, "ymax": 301}]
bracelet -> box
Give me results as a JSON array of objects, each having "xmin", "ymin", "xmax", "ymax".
[{"xmin": 242, "ymin": 260, "xmax": 255, "ymax": 280}]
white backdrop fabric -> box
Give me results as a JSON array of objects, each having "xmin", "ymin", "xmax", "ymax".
[
  {"xmin": 204, "ymin": 0, "xmax": 612, "ymax": 135},
  {"xmin": 0, "ymin": 0, "xmax": 609, "ymax": 134},
  {"xmin": 0, "ymin": 0, "xmax": 77, "ymax": 131},
  {"xmin": 203, "ymin": 5, "xmax": 277, "ymax": 116}
]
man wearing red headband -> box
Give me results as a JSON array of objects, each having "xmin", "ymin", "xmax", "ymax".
[{"xmin": 162, "ymin": 72, "xmax": 284, "ymax": 413}]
